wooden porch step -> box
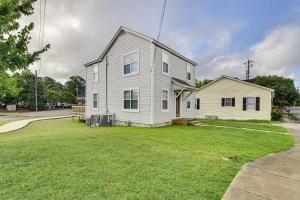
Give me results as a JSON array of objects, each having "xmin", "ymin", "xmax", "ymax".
[{"xmin": 172, "ymin": 118, "xmax": 199, "ymax": 126}]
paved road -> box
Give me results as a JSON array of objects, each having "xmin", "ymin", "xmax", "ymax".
[
  {"xmin": 222, "ymin": 123, "xmax": 300, "ymax": 200},
  {"xmin": 0, "ymin": 109, "xmax": 72, "ymax": 122},
  {"xmin": 289, "ymin": 106, "xmax": 300, "ymax": 120}
]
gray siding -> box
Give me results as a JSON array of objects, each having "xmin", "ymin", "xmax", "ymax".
[
  {"xmin": 86, "ymin": 31, "xmax": 197, "ymax": 126},
  {"xmin": 152, "ymin": 47, "xmax": 196, "ymax": 124},
  {"xmin": 86, "ymin": 31, "xmax": 151, "ymax": 125}
]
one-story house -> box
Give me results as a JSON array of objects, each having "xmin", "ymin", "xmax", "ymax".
[{"xmin": 195, "ymin": 75, "xmax": 274, "ymax": 120}]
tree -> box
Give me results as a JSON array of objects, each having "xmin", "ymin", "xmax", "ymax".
[
  {"xmin": 0, "ymin": 72, "xmax": 21, "ymax": 105},
  {"xmin": 0, "ymin": 0, "xmax": 50, "ymax": 72},
  {"xmin": 195, "ymin": 79, "xmax": 213, "ymax": 88},
  {"xmin": 255, "ymin": 76, "xmax": 298, "ymax": 107},
  {"xmin": 65, "ymin": 75, "xmax": 85, "ymax": 98}
]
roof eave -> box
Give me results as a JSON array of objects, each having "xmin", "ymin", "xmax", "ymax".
[{"xmin": 153, "ymin": 41, "xmax": 197, "ymax": 66}]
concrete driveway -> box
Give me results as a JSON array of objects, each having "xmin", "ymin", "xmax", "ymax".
[
  {"xmin": 0, "ymin": 109, "xmax": 72, "ymax": 122},
  {"xmin": 222, "ymin": 123, "xmax": 300, "ymax": 200}
]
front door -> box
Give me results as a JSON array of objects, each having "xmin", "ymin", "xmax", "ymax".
[{"xmin": 176, "ymin": 95, "xmax": 180, "ymax": 117}]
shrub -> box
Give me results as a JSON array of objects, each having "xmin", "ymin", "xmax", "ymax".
[{"xmin": 271, "ymin": 108, "xmax": 282, "ymax": 121}]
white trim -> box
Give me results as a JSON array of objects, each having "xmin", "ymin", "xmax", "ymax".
[
  {"xmin": 122, "ymin": 87, "xmax": 140, "ymax": 112},
  {"xmin": 161, "ymin": 89, "xmax": 169, "ymax": 112},
  {"xmin": 92, "ymin": 91, "xmax": 99, "ymax": 110},
  {"xmin": 161, "ymin": 51, "xmax": 170, "ymax": 76},
  {"xmin": 84, "ymin": 26, "xmax": 197, "ymax": 67},
  {"xmin": 198, "ymin": 75, "xmax": 274, "ymax": 92},
  {"xmin": 186, "ymin": 63, "xmax": 192, "ymax": 83},
  {"xmin": 186, "ymin": 96, "xmax": 191, "ymax": 110},
  {"xmin": 93, "ymin": 64, "xmax": 98, "ymax": 82},
  {"xmin": 122, "ymin": 49, "xmax": 140, "ymax": 77}
]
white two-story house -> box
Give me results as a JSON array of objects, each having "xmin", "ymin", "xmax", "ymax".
[{"xmin": 84, "ymin": 26, "xmax": 198, "ymax": 127}]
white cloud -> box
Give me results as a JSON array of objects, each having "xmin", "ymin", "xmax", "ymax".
[
  {"xmin": 198, "ymin": 22, "xmax": 300, "ymax": 81},
  {"xmin": 251, "ymin": 24, "xmax": 300, "ymax": 76}
]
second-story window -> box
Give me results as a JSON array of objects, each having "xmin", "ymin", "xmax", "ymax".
[
  {"xmin": 187, "ymin": 64, "xmax": 191, "ymax": 81},
  {"xmin": 93, "ymin": 64, "xmax": 98, "ymax": 82},
  {"xmin": 123, "ymin": 51, "xmax": 139, "ymax": 76},
  {"xmin": 162, "ymin": 52, "xmax": 169, "ymax": 75}
]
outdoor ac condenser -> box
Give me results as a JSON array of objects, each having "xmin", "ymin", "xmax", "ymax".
[{"xmin": 88, "ymin": 114, "xmax": 115, "ymax": 127}]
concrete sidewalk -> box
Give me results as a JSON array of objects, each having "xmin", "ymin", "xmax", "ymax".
[
  {"xmin": 222, "ymin": 123, "xmax": 300, "ymax": 200},
  {"xmin": 0, "ymin": 116, "xmax": 72, "ymax": 134}
]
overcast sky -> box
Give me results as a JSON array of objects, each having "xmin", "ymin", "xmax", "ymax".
[{"xmin": 22, "ymin": 0, "xmax": 300, "ymax": 87}]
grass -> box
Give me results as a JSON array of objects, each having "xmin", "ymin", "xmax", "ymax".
[
  {"xmin": 0, "ymin": 121, "xmax": 6, "ymax": 126},
  {"xmin": 0, "ymin": 112, "xmax": 17, "ymax": 116},
  {"xmin": 0, "ymin": 119, "xmax": 295, "ymax": 200},
  {"xmin": 199, "ymin": 119, "xmax": 287, "ymax": 132}
]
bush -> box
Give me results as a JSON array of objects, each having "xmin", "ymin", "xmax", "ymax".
[{"xmin": 271, "ymin": 108, "xmax": 282, "ymax": 121}]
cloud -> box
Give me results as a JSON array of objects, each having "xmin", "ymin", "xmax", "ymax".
[
  {"xmin": 251, "ymin": 24, "xmax": 300, "ymax": 77},
  {"xmin": 198, "ymin": 22, "xmax": 300, "ymax": 81}
]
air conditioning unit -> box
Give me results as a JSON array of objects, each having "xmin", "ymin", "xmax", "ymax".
[{"xmin": 87, "ymin": 114, "xmax": 115, "ymax": 127}]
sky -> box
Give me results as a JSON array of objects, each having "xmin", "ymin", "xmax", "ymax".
[{"xmin": 22, "ymin": 0, "xmax": 300, "ymax": 88}]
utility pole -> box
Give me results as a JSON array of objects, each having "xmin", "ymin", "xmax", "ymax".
[
  {"xmin": 35, "ymin": 70, "xmax": 38, "ymax": 111},
  {"xmin": 243, "ymin": 59, "xmax": 254, "ymax": 80}
]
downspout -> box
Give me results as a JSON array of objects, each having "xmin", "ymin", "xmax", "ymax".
[
  {"xmin": 105, "ymin": 55, "xmax": 108, "ymax": 113},
  {"xmin": 150, "ymin": 43, "xmax": 155, "ymax": 125}
]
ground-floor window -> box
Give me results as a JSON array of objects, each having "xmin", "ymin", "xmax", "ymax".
[
  {"xmin": 195, "ymin": 98, "xmax": 200, "ymax": 110},
  {"xmin": 243, "ymin": 97, "xmax": 260, "ymax": 111},
  {"xmin": 186, "ymin": 99, "xmax": 191, "ymax": 110},
  {"xmin": 92, "ymin": 92, "xmax": 98, "ymax": 109},
  {"xmin": 123, "ymin": 88, "xmax": 139, "ymax": 111},
  {"xmin": 221, "ymin": 97, "xmax": 235, "ymax": 107},
  {"xmin": 161, "ymin": 90, "xmax": 168, "ymax": 111}
]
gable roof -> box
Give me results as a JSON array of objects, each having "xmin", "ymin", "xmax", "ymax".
[
  {"xmin": 84, "ymin": 26, "xmax": 197, "ymax": 67},
  {"xmin": 198, "ymin": 75, "xmax": 275, "ymax": 92}
]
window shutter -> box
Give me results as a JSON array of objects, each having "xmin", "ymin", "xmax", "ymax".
[
  {"xmin": 256, "ymin": 97, "xmax": 260, "ymax": 111},
  {"xmin": 243, "ymin": 97, "xmax": 247, "ymax": 111},
  {"xmin": 221, "ymin": 98, "xmax": 225, "ymax": 107},
  {"xmin": 232, "ymin": 98, "xmax": 235, "ymax": 107}
]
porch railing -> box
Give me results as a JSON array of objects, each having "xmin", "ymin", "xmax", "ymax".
[{"xmin": 72, "ymin": 105, "xmax": 85, "ymax": 116}]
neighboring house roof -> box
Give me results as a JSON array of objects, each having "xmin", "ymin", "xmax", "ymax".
[
  {"xmin": 84, "ymin": 26, "xmax": 197, "ymax": 67},
  {"xmin": 198, "ymin": 75, "xmax": 275, "ymax": 92},
  {"xmin": 172, "ymin": 77, "xmax": 197, "ymax": 90}
]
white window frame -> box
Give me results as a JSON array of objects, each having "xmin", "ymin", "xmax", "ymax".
[
  {"xmin": 161, "ymin": 89, "xmax": 169, "ymax": 112},
  {"xmin": 246, "ymin": 97, "xmax": 256, "ymax": 111},
  {"xmin": 92, "ymin": 92, "xmax": 98, "ymax": 110},
  {"xmin": 122, "ymin": 50, "xmax": 139, "ymax": 77},
  {"xmin": 186, "ymin": 98, "xmax": 191, "ymax": 110},
  {"xmin": 122, "ymin": 87, "xmax": 139, "ymax": 112},
  {"xmin": 162, "ymin": 51, "xmax": 169, "ymax": 76},
  {"xmin": 93, "ymin": 64, "xmax": 98, "ymax": 82},
  {"xmin": 224, "ymin": 98, "xmax": 232, "ymax": 107},
  {"xmin": 187, "ymin": 64, "xmax": 191, "ymax": 82}
]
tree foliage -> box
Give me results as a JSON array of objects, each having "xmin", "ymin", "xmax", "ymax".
[
  {"xmin": 195, "ymin": 79, "xmax": 213, "ymax": 88},
  {"xmin": 65, "ymin": 76, "xmax": 85, "ymax": 97},
  {"xmin": 0, "ymin": 72, "xmax": 21, "ymax": 103},
  {"xmin": 255, "ymin": 75, "xmax": 298, "ymax": 107},
  {"xmin": 0, "ymin": 70, "xmax": 79, "ymax": 110},
  {"xmin": 0, "ymin": 0, "xmax": 50, "ymax": 72}
]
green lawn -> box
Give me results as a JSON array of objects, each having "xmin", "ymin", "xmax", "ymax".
[
  {"xmin": 0, "ymin": 112, "xmax": 17, "ymax": 116},
  {"xmin": 199, "ymin": 119, "xmax": 287, "ymax": 132},
  {"xmin": 0, "ymin": 119, "xmax": 294, "ymax": 200}
]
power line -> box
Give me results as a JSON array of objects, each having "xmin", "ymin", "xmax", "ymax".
[
  {"xmin": 156, "ymin": 0, "xmax": 167, "ymax": 41},
  {"xmin": 39, "ymin": 0, "xmax": 47, "ymax": 76}
]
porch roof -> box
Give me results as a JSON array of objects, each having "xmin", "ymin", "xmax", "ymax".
[{"xmin": 172, "ymin": 78, "xmax": 197, "ymax": 91}]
